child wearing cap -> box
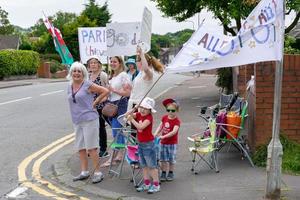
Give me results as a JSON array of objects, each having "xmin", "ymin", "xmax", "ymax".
[
  {"xmin": 126, "ymin": 97, "xmax": 160, "ymax": 194},
  {"xmin": 154, "ymin": 98, "xmax": 181, "ymax": 182}
]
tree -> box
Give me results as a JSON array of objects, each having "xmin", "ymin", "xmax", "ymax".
[
  {"xmin": 82, "ymin": 0, "xmax": 111, "ymax": 26},
  {"xmin": 0, "ymin": 6, "xmax": 14, "ymax": 34},
  {"xmin": 151, "ymin": 0, "xmax": 300, "ymax": 36}
]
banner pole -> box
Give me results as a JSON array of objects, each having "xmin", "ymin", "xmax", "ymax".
[{"xmin": 266, "ymin": 0, "xmax": 285, "ymax": 199}]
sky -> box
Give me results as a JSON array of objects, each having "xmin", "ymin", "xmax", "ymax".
[
  {"xmin": 1, "ymin": 0, "xmax": 223, "ymax": 34},
  {"xmin": 1, "ymin": 0, "xmax": 296, "ymax": 35}
]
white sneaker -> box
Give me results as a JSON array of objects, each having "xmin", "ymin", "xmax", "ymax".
[{"xmin": 147, "ymin": 184, "xmax": 160, "ymax": 194}]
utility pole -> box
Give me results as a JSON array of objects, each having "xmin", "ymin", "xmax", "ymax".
[{"xmin": 265, "ymin": 0, "xmax": 285, "ymax": 199}]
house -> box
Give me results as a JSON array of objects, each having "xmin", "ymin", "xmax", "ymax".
[
  {"xmin": 159, "ymin": 46, "xmax": 182, "ymax": 65},
  {"xmin": 0, "ymin": 35, "xmax": 20, "ymax": 50}
]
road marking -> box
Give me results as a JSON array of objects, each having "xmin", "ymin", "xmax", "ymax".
[
  {"xmin": 17, "ymin": 133, "xmax": 89, "ymax": 200},
  {"xmin": 154, "ymin": 87, "xmax": 174, "ymax": 100},
  {"xmin": 5, "ymin": 186, "xmax": 28, "ymax": 198},
  {"xmin": 40, "ymin": 90, "xmax": 64, "ymax": 96},
  {"xmin": 188, "ymin": 85, "xmax": 207, "ymax": 89},
  {"xmin": 192, "ymin": 97, "xmax": 201, "ymax": 100},
  {"xmin": 0, "ymin": 97, "xmax": 32, "ymax": 106},
  {"xmin": 32, "ymin": 137, "xmax": 89, "ymax": 200}
]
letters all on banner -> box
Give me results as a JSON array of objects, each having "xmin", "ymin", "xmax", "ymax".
[{"xmin": 167, "ymin": 0, "xmax": 284, "ymax": 73}]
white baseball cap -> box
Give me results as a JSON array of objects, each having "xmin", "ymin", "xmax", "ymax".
[
  {"xmin": 87, "ymin": 55, "xmax": 102, "ymax": 64},
  {"xmin": 140, "ymin": 97, "xmax": 156, "ymax": 113}
]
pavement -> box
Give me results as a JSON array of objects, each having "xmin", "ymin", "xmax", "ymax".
[{"xmin": 1, "ymin": 76, "xmax": 299, "ymax": 200}]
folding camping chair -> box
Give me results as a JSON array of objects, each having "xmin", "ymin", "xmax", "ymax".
[
  {"xmin": 187, "ymin": 118, "xmax": 219, "ymax": 174},
  {"xmin": 197, "ymin": 93, "xmax": 234, "ymax": 120},
  {"xmin": 108, "ymin": 115, "xmax": 136, "ymax": 178},
  {"xmin": 217, "ymin": 100, "xmax": 254, "ymax": 167}
]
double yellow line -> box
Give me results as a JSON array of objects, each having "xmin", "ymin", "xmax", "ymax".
[{"xmin": 18, "ymin": 133, "xmax": 89, "ymax": 200}]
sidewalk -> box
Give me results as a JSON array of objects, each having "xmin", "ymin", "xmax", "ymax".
[
  {"xmin": 0, "ymin": 78, "xmax": 67, "ymax": 89},
  {"xmin": 52, "ymin": 76, "xmax": 300, "ymax": 200}
]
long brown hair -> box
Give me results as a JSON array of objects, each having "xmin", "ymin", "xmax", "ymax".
[
  {"xmin": 109, "ymin": 56, "xmax": 125, "ymax": 79},
  {"xmin": 137, "ymin": 53, "xmax": 164, "ymax": 73}
]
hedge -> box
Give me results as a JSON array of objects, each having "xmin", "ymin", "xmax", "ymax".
[{"xmin": 0, "ymin": 50, "xmax": 40, "ymax": 79}]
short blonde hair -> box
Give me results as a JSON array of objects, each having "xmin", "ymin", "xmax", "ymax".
[{"xmin": 66, "ymin": 62, "xmax": 89, "ymax": 83}]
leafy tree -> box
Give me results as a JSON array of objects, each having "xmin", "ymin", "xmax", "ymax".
[
  {"xmin": 62, "ymin": 15, "xmax": 97, "ymax": 60},
  {"xmin": 0, "ymin": 6, "xmax": 14, "ymax": 34},
  {"xmin": 30, "ymin": 12, "xmax": 76, "ymax": 37},
  {"xmin": 151, "ymin": 0, "xmax": 300, "ymax": 36},
  {"xmin": 82, "ymin": 0, "xmax": 111, "ymax": 26}
]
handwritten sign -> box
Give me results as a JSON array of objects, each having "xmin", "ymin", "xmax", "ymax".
[
  {"xmin": 78, "ymin": 27, "xmax": 107, "ymax": 64},
  {"xmin": 139, "ymin": 7, "xmax": 152, "ymax": 52},
  {"xmin": 106, "ymin": 22, "xmax": 141, "ymax": 56}
]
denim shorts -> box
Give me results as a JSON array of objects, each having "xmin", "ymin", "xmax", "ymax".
[
  {"xmin": 160, "ymin": 144, "xmax": 177, "ymax": 164},
  {"xmin": 138, "ymin": 141, "xmax": 158, "ymax": 168}
]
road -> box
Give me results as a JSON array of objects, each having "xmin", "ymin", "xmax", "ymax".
[{"xmin": 0, "ymin": 73, "xmax": 192, "ymax": 199}]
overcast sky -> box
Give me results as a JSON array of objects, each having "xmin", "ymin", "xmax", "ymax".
[
  {"xmin": 1, "ymin": 0, "xmax": 223, "ymax": 34},
  {"xmin": 1, "ymin": 0, "xmax": 296, "ymax": 35}
]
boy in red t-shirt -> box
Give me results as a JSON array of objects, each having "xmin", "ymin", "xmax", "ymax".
[
  {"xmin": 126, "ymin": 97, "xmax": 160, "ymax": 194},
  {"xmin": 154, "ymin": 98, "xmax": 181, "ymax": 181}
]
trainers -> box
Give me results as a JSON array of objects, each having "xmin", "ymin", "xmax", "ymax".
[
  {"xmin": 160, "ymin": 172, "xmax": 167, "ymax": 182},
  {"xmin": 92, "ymin": 172, "xmax": 104, "ymax": 184},
  {"xmin": 73, "ymin": 173, "xmax": 89, "ymax": 182},
  {"xmin": 166, "ymin": 173, "xmax": 174, "ymax": 181},
  {"xmin": 99, "ymin": 151, "xmax": 110, "ymax": 158},
  {"xmin": 136, "ymin": 184, "xmax": 150, "ymax": 192},
  {"xmin": 147, "ymin": 185, "xmax": 160, "ymax": 194}
]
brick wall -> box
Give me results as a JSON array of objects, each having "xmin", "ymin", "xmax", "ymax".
[{"xmin": 236, "ymin": 54, "xmax": 300, "ymax": 149}]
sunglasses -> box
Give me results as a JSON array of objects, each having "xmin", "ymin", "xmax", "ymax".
[{"xmin": 166, "ymin": 109, "xmax": 176, "ymax": 113}]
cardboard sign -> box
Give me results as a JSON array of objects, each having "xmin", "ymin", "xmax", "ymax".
[
  {"xmin": 78, "ymin": 27, "xmax": 107, "ymax": 64},
  {"xmin": 106, "ymin": 22, "xmax": 141, "ymax": 56}
]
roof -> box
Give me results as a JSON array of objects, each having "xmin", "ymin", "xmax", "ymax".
[{"xmin": 0, "ymin": 35, "xmax": 20, "ymax": 50}]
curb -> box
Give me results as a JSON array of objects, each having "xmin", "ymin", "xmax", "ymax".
[
  {"xmin": 0, "ymin": 83, "xmax": 32, "ymax": 89},
  {"xmin": 0, "ymin": 79, "xmax": 68, "ymax": 89},
  {"xmin": 52, "ymin": 153, "xmax": 150, "ymax": 200}
]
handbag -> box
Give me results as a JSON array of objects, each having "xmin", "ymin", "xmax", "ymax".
[
  {"xmin": 101, "ymin": 96, "xmax": 123, "ymax": 118},
  {"xmin": 102, "ymin": 102, "xmax": 118, "ymax": 117}
]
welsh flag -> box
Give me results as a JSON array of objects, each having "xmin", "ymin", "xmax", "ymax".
[{"xmin": 42, "ymin": 14, "xmax": 74, "ymax": 66}]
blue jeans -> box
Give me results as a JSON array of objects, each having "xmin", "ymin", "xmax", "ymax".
[
  {"xmin": 138, "ymin": 141, "xmax": 158, "ymax": 168},
  {"xmin": 110, "ymin": 98, "xmax": 128, "ymax": 145}
]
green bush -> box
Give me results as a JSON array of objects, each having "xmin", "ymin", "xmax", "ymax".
[
  {"xmin": 0, "ymin": 50, "xmax": 40, "ymax": 79},
  {"xmin": 215, "ymin": 68, "xmax": 233, "ymax": 93},
  {"xmin": 253, "ymin": 134, "xmax": 300, "ymax": 175},
  {"xmin": 49, "ymin": 60, "xmax": 66, "ymax": 73},
  {"xmin": 40, "ymin": 53, "xmax": 62, "ymax": 62}
]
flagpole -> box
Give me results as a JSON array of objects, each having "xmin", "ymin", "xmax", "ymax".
[{"xmin": 266, "ymin": 0, "xmax": 285, "ymax": 199}]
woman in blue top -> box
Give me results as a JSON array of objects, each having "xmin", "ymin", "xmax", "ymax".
[{"xmin": 67, "ymin": 62, "xmax": 109, "ymax": 184}]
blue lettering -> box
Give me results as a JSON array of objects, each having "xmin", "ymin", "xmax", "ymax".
[
  {"xmin": 88, "ymin": 30, "xmax": 95, "ymax": 42},
  {"xmin": 216, "ymin": 40, "xmax": 235, "ymax": 56},
  {"xmin": 251, "ymin": 25, "xmax": 270, "ymax": 44},
  {"xmin": 82, "ymin": 30, "xmax": 88, "ymax": 43}
]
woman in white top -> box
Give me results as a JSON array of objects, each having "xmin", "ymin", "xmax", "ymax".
[
  {"xmin": 101, "ymin": 56, "xmax": 132, "ymax": 167},
  {"xmin": 128, "ymin": 47, "xmax": 164, "ymax": 112}
]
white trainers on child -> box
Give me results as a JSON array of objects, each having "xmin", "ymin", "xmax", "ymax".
[{"xmin": 147, "ymin": 184, "xmax": 160, "ymax": 194}]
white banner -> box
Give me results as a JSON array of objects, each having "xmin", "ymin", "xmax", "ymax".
[
  {"xmin": 106, "ymin": 22, "xmax": 141, "ymax": 56},
  {"xmin": 139, "ymin": 7, "xmax": 152, "ymax": 52},
  {"xmin": 78, "ymin": 27, "xmax": 107, "ymax": 64},
  {"xmin": 166, "ymin": 0, "xmax": 284, "ymax": 73}
]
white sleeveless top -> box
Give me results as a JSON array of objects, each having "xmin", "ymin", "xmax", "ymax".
[{"xmin": 128, "ymin": 69, "xmax": 154, "ymax": 110}]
